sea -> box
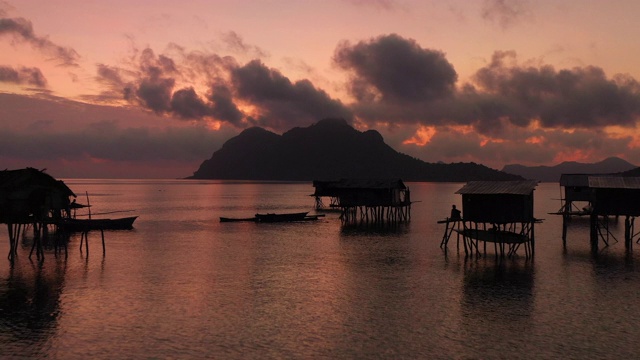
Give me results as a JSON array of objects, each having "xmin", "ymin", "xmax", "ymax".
[{"xmin": 1, "ymin": 180, "xmax": 639, "ymax": 359}]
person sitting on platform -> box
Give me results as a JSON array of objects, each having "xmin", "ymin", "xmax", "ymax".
[{"xmin": 450, "ymin": 205, "xmax": 461, "ymax": 220}]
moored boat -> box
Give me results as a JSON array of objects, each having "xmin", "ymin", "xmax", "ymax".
[
  {"xmin": 58, "ymin": 216, "xmax": 138, "ymax": 232},
  {"xmin": 255, "ymin": 212, "xmax": 309, "ymax": 222},
  {"xmin": 220, "ymin": 212, "xmax": 322, "ymax": 223}
]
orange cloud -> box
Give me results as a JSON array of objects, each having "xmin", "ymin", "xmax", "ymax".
[
  {"xmin": 403, "ymin": 125, "xmax": 436, "ymax": 146},
  {"xmin": 552, "ymin": 149, "xmax": 592, "ymax": 163}
]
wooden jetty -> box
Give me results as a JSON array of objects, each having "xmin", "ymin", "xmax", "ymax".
[
  {"xmin": 551, "ymin": 174, "xmax": 640, "ymax": 251},
  {"xmin": 439, "ymin": 180, "xmax": 540, "ymax": 259},
  {"xmin": 312, "ymin": 179, "xmax": 411, "ymax": 227}
]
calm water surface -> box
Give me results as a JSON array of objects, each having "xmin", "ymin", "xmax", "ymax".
[{"xmin": 1, "ymin": 180, "xmax": 639, "ymax": 359}]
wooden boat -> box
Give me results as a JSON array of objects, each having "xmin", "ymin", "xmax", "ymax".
[
  {"xmin": 220, "ymin": 217, "xmax": 257, "ymax": 223},
  {"xmin": 220, "ymin": 212, "xmax": 323, "ymax": 223},
  {"xmin": 255, "ymin": 212, "xmax": 309, "ymax": 222},
  {"xmin": 58, "ymin": 216, "xmax": 138, "ymax": 232}
]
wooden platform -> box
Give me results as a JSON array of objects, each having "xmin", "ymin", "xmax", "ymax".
[{"xmin": 455, "ymin": 228, "xmax": 529, "ymax": 244}]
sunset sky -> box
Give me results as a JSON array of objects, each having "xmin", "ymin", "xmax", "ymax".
[{"xmin": 2, "ymin": 0, "xmax": 640, "ymax": 178}]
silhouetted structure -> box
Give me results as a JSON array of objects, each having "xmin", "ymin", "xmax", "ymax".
[
  {"xmin": 0, "ymin": 168, "xmax": 75, "ymax": 260},
  {"xmin": 440, "ymin": 180, "xmax": 539, "ymax": 258},
  {"xmin": 312, "ymin": 179, "xmax": 411, "ymax": 226},
  {"xmin": 554, "ymin": 174, "xmax": 640, "ymax": 250}
]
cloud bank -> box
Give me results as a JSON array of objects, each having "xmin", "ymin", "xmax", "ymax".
[{"xmin": 0, "ymin": 16, "xmax": 79, "ymax": 66}]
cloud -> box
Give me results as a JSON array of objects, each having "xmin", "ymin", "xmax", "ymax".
[
  {"xmin": 221, "ymin": 31, "xmax": 267, "ymax": 58},
  {"xmin": 481, "ymin": 0, "xmax": 531, "ymax": 29},
  {"xmin": 0, "ymin": 65, "xmax": 46, "ymax": 87},
  {"xmin": 0, "ymin": 17, "xmax": 79, "ymax": 66},
  {"xmin": 468, "ymin": 51, "xmax": 640, "ymax": 131},
  {"xmin": 334, "ymin": 34, "xmax": 458, "ymax": 104},
  {"xmin": 95, "ymin": 44, "xmax": 351, "ymax": 131},
  {"xmin": 207, "ymin": 84, "xmax": 244, "ymax": 125},
  {"xmin": 0, "ymin": 92, "xmax": 240, "ymax": 178},
  {"xmin": 344, "ymin": 0, "xmax": 397, "ymax": 10},
  {"xmin": 342, "ymin": 45, "xmax": 640, "ymax": 139},
  {"xmin": 230, "ymin": 59, "xmax": 353, "ymax": 129}
]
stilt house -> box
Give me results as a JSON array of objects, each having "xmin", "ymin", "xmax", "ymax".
[
  {"xmin": 312, "ymin": 179, "xmax": 411, "ymax": 225},
  {"xmin": 0, "ymin": 168, "xmax": 75, "ymax": 259},
  {"xmin": 556, "ymin": 174, "xmax": 640, "ymax": 249},
  {"xmin": 441, "ymin": 180, "xmax": 539, "ymax": 258}
]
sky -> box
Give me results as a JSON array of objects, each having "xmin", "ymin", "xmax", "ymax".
[{"xmin": 2, "ymin": 0, "xmax": 640, "ymax": 179}]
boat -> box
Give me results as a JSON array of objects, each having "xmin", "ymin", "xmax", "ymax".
[
  {"xmin": 255, "ymin": 212, "xmax": 310, "ymax": 222},
  {"xmin": 219, "ymin": 217, "xmax": 257, "ymax": 223},
  {"xmin": 58, "ymin": 216, "xmax": 138, "ymax": 232},
  {"xmin": 220, "ymin": 212, "xmax": 323, "ymax": 223}
]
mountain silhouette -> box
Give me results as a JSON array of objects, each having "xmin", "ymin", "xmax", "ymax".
[
  {"xmin": 502, "ymin": 157, "xmax": 637, "ymax": 182},
  {"xmin": 190, "ymin": 118, "xmax": 523, "ymax": 181}
]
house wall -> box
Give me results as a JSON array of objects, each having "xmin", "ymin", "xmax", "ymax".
[
  {"xmin": 462, "ymin": 194, "xmax": 534, "ymax": 223},
  {"xmin": 593, "ymin": 189, "xmax": 640, "ymax": 216}
]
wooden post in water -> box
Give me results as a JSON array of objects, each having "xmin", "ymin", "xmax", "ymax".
[
  {"xmin": 590, "ymin": 213, "xmax": 598, "ymax": 252},
  {"xmin": 101, "ymin": 229, "xmax": 106, "ymax": 256}
]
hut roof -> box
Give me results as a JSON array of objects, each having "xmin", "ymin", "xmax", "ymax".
[
  {"xmin": 0, "ymin": 168, "xmax": 75, "ymax": 197},
  {"xmin": 559, "ymin": 174, "xmax": 591, "ymax": 187},
  {"xmin": 313, "ymin": 179, "xmax": 406, "ymax": 190},
  {"xmin": 588, "ymin": 176, "xmax": 640, "ymax": 189},
  {"xmin": 455, "ymin": 180, "xmax": 538, "ymax": 195}
]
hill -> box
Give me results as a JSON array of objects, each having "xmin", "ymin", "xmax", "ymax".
[
  {"xmin": 501, "ymin": 157, "xmax": 637, "ymax": 182},
  {"xmin": 189, "ymin": 118, "xmax": 522, "ymax": 182}
]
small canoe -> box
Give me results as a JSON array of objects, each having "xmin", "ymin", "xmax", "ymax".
[
  {"xmin": 58, "ymin": 216, "xmax": 138, "ymax": 232},
  {"xmin": 220, "ymin": 212, "xmax": 322, "ymax": 223},
  {"xmin": 220, "ymin": 217, "xmax": 257, "ymax": 222},
  {"xmin": 255, "ymin": 212, "xmax": 309, "ymax": 222}
]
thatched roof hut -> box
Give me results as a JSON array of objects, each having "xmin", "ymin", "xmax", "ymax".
[{"xmin": 0, "ymin": 168, "xmax": 75, "ymax": 223}]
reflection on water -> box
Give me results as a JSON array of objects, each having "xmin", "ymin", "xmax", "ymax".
[
  {"xmin": 1, "ymin": 180, "xmax": 640, "ymax": 358},
  {"xmin": 0, "ymin": 258, "xmax": 67, "ymax": 357}
]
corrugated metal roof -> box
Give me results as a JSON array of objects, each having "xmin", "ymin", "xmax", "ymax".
[
  {"xmin": 455, "ymin": 180, "xmax": 539, "ymax": 195},
  {"xmin": 314, "ymin": 178, "xmax": 406, "ymax": 190},
  {"xmin": 559, "ymin": 174, "xmax": 590, "ymax": 187},
  {"xmin": 588, "ymin": 176, "xmax": 640, "ymax": 189}
]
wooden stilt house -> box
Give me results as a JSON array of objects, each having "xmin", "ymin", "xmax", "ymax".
[
  {"xmin": 440, "ymin": 180, "xmax": 539, "ymax": 258},
  {"xmin": 554, "ymin": 174, "xmax": 640, "ymax": 250},
  {"xmin": 312, "ymin": 179, "xmax": 411, "ymax": 226},
  {"xmin": 0, "ymin": 168, "xmax": 75, "ymax": 260}
]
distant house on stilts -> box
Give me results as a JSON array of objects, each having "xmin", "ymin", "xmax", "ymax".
[{"xmin": 312, "ymin": 179, "xmax": 411, "ymax": 226}]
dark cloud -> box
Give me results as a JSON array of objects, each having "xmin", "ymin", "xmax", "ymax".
[
  {"xmin": 0, "ymin": 17, "xmax": 79, "ymax": 66},
  {"xmin": 170, "ymin": 87, "xmax": 212, "ymax": 119},
  {"xmin": 481, "ymin": 0, "xmax": 531, "ymax": 29},
  {"xmin": 230, "ymin": 59, "xmax": 352, "ymax": 129},
  {"xmin": 207, "ymin": 84, "xmax": 244, "ymax": 125},
  {"xmin": 0, "ymin": 91, "xmax": 242, "ymax": 178},
  {"xmin": 136, "ymin": 76, "xmax": 175, "ymax": 113},
  {"xmin": 334, "ymin": 34, "xmax": 457, "ymax": 103},
  {"xmin": 469, "ymin": 51, "xmax": 640, "ymax": 131},
  {"xmin": 345, "ymin": 47, "xmax": 640, "ymax": 139},
  {"xmin": 0, "ymin": 65, "xmax": 46, "ymax": 87}
]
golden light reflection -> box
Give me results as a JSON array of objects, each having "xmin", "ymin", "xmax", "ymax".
[
  {"xmin": 479, "ymin": 137, "xmax": 505, "ymax": 147},
  {"xmin": 448, "ymin": 125, "xmax": 475, "ymax": 135},
  {"xmin": 88, "ymin": 155, "xmax": 111, "ymax": 164},
  {"xmin": 403, "ymin": 126, "xmax": 436, "ymax": 146},
  {"xmin": 206, "ymin": 120, "xmax": 222, "ymax": 131},
  {"xmin": 525, "ymin": 136, "xmax": 544, "ymax": 144},
  {"xmin": 552, "ymin": 149, "xmax": 591, "ymax": 163},
  {"xmin": 604, "ymin": 125, "xmax": 640, "ymax": 148}
]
